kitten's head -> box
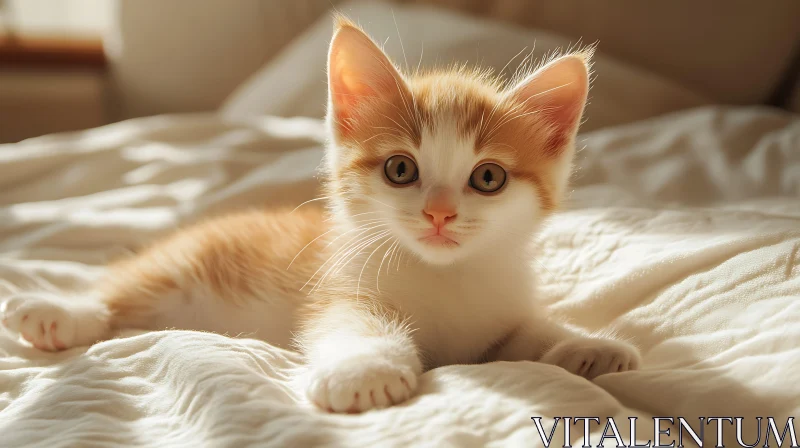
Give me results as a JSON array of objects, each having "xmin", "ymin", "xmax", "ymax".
[{"xmin": 324, "ymin": 18, "xmax": 590, "ymax": 265}]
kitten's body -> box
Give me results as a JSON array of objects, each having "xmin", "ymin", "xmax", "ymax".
[
  {"xmin": 1, "ymin": 18, "xmax": 640, "ymax": 413},
  {"xmin": 83, "ymin": 206, "xmax": 535, "ymax": 368}
]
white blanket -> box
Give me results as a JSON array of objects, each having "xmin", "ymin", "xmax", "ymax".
[{"xmin": 1, "ymin": 107, "xmax": 799, "ymax": 447}]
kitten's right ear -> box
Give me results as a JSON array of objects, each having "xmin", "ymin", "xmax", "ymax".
[{"xmin": 327, "ymin": 16, "xmax": 408, "ymax": 137}]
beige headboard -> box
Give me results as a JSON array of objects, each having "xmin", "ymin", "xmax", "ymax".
[
  {"xmin": 401, "ymin": 0, "xmax": 800, "ymax": 106},
  {"xmin": 110, "ymin": 0, "xmax": 799, "ymax": 119},
  {"xmin": 407, "ymin": 0, "xmax": 800, "ymax": 104}
]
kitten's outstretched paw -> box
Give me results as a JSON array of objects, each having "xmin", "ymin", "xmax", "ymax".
[
  {"xmin": 541, "ymin": 337, "xmax": 641, "ymax": 379},
  {"xmin": 306, "ymin": 357, "xmax": 418, "ymax": 413},
  {"xmin": 1, "ymin": 292, "xmax": 105, "ymax": 352}
]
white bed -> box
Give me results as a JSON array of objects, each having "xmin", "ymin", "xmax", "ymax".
[{"xmin": 1, "ymin": 2, "xmax": 799, "ymax": 447}]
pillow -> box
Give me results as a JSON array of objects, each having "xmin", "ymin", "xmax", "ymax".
[{"xmin": 221, "ymin": 0, "xmax": 711, "ymax": 132}]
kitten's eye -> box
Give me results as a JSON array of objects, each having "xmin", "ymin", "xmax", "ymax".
[
  {"xmin": 469, "ymin": 163, "xmax": 507, "ymax": 193},
  {"xmin": 384, "ymin": 155, "xmax": 419, "ymax": 185}
]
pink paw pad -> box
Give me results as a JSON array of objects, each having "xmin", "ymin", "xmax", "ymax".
[{"xmin": 0, "ymin": 293, "xmax": 81, "ymax": 352}]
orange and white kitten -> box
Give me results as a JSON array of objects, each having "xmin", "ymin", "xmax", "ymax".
[{"xmin": 0, "ymin": 19, "xmax": 640, "ymax": 413}]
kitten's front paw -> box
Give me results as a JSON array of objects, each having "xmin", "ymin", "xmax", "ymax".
[
  {"xmin": 1, "ymin": 292, "xmax": 100, "ymax": 352},
  {"xmin": 541, "ymin": 337, "xmax": 641, "ymax": 379},
  {"xmin": 306, "ymin": 357, "xmax": 418, "ymax": 413}
]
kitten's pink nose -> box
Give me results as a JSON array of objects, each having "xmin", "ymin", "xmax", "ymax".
[{"xmin": 423, "ymin": 187, "xmax": 458, "ymax": 228}]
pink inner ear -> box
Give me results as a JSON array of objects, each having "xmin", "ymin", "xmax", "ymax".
[
  {"xmin": 327, "ymin": 25, "xmax": 406, "ymax": 138},
  {"xmin": 329, "ymin": 58, "xmax": 373, "ymax": 133},
  {"xmin": 511, "ymin": 55, "xmax": 590, "ymax": 153}
]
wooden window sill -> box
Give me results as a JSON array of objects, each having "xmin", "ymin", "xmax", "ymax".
[{"xmin": 0, "ymin": 35, "xmax": 106, "ymax": 69}]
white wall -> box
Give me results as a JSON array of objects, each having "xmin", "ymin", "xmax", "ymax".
[
  {"xmin": 105, "ymin": 0, "xmax": 333, "ymax": 120},
  {"xmin": 41, "ymin": 0, "xmax": 793, "ymax": 121},
  {"xmin": 3, "ymin": 0, "xmax": 113, "ymax": 37}
]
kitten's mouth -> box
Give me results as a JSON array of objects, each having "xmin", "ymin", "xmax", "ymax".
[{"xmin": 418, "ymin": 234, "xmax": 459, "ymax": 247}]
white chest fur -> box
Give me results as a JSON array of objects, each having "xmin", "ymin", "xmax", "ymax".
[{"xmin": 373, "ymin": 251, "xmax": 537, "ymax": 368}]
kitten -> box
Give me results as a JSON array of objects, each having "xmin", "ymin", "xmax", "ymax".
[{"xmin": 0, "ymin": 18, "xmax": 640, "ymax": 413}]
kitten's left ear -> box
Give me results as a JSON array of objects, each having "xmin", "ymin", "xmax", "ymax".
[{"xmin": 508, "ymin": 51, "xmax": 591, "ymax": 154}]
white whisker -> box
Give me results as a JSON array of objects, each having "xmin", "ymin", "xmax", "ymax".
[
  {"xmin": 315, "ymin": 225, "xmax": 391, "ymax": 285},
  {"xmin": 415, "ymin": 41, "xmax": 424, "ymax": 75},
  {"xmin": 302, "ymin": 223, "xmax": 389, "ymax": 290},
  {"xmin": 392, "ymin": 10, "xmax": 409, "ymax": 72},
  {"xmin": 290, "ymin": 196, "xmax": 329, "ymax": 213},
  {"xmin": 356, "ymin": 235, "xmax": 393, "ymax": 300},
  {"xmin": 317, "ymin": 230, "xmax": 391, "ymax": 292},
  {"xmin": 377, "ymin": 239, "xmax": 399, "ymax": 293},
  {"xmin": 310, "ymin": 231, "xmax": 382, "ymax": 292},
  {"xmin": 287, "ymin": 217, "xmax": 387, "ymax": 269}
]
